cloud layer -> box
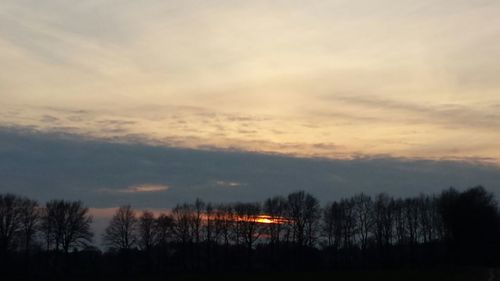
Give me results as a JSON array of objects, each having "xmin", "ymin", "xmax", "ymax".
[
  {"xmin": 2, "ymin": 0, "xmax": 500, "ymax": 162},
  {"xmin": 1, "ymin": 127, "xmax": 499, "ymax": 210}
]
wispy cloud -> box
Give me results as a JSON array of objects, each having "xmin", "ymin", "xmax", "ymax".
[
  {"xmin": 215, "ymin": 180, "xmax": 242, "ymax": 188},
  {"xmin": 331, "ymin": 95, "xmax": 500, "ymax": 130},
  {"xmin": 121, "ymin": 184, "xmax": 170, "ymax": 193},
  {"xmin": 2, "ymin": 1, "xmax": 500, "ymax": 163},
  {"xmin": 100, "ymin": 184, "xmax": 170, "ymax": 194}
]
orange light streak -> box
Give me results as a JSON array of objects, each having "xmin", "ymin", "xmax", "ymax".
[{"xmin": 236, "ymin": 215, "xmax": 289, "ymax": 225}]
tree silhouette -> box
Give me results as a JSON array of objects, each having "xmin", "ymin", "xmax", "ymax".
[
  {"xmin": 2, "ymin": 185, "xmax": 500, "ymax": 279},
  {"xmin": 103, "ymin": 205, "xmax": 137, "ymax": 251},
  {"xmin": 353, "ymin": 193, "xmax": 373, "ymax": 250},
  {"xmin": 0, "ymin": 194, "xmax": 22, "ymax": 255},
  {"xmin": 264, "ymin": 196, "xmax": 288, "ymax": 247},
  {"xmin": 287, "ymin": 191, "xmax": 320, "ymax": 247},
  {"xmin": 154, "ymin": 213, "xmax": 174, "ymax": 248},
  {"xmin": 234, "ymin": 202, "xmax": 261, "ymax": 250},
  {"xmin": 18, "ymin": 197, "xmax": 40, "ymax": 253},
  {"xmin": 138, "ymin": 210, "xmax": 156, "ymax": 251},
  {"xmin": 439, "ymin": 186, "xmax": 500, "ymax": 265},
  {"xmin": 41, "ymin": 200, "xmax": 92, "ymax": 253}
]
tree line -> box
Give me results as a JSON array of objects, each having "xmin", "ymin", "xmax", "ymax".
[{"xmin": 1, "ymin": 186, "xmax": 500, "ymax": 280}]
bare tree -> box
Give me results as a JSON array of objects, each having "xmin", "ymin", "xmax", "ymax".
[
  {"xmin": 205, "ymin": 203, "xmax": 215, "ymax": 245},
  {"xmin": 61, "ymin": 201, "xmax": 93, "ymax": 253},
  {"xmin": 154, "ymin": 213, "xmax": 174, "ymax": 248},
  {"xmin": 138, "ymin": 210, "xmax": 156, "ymax": 251},
  {"xmin": 103, "ymin": 205, "xmax": 137, "ymax": 251},
  {"xmin": 373, "ymin": 194, "xmax": 395, "ymax": 248},
  {"xmin": 287, "ymin": 191, "xmax": 320, "ymax": 247},
  {"xmin": 322, "ymin": 201, "xmax": 342, "ymax": 249},
  {"xmin": 263, "ymin": 196, "xmax": 288, "ymax": 247},
  {"xmin": 171, "ymin": 203, "xmax": 195, "ymax": 245},
  {"xmin": 204, "ymin": 203, "xmax": 216, "ymax": 269},
  {"xmin": 288, "ymin": 191, "xmax": 306, "ymax": 246},
  {"xmin": 394, "ymin": 198, "xmax": 408, "ymax": 245},
  {"xmin": 41, "ymin": 200, "xmax": 66, "ymax": 251},
  {"xmin": 0, "ymin": 194, "xmax": 22, "ymax": 253},
  {"xmin": 214, "ymin": 204, "xmax": 233, "ymax": 248},
  {"xmin": 234, "ymin": 202, "xmax": 261, "ymax": 268},
  {"xmin": 41, "ymin": 200, "xmax": 92, "ymax": 253},
  {"xmin": 18, "ymin": 197, "xmax": 40, "ymax": 252},
  {"xmin": 405, "ymin": 198, "xmax": 421, "ymax": 245},
  {"xmin": 422, "ymin": 194, "xmax": 442, "ymax": 242},
  {"xmin": 304, "ymin": 194, "xmax": 321, "ymax": 247},
  {"xmin": 339, "ymin": 198, "xmax": 356, "ymax": 249},
  {"xmin": 353, "ymin": 193, "xmax": 373, "ymax": 250},
  {"xmin": 193, "ymin": 199, "xmax": 205, "ymax": 245},
  {"xmin": 234, "ymin": 202, "xmax": 261, "ymax": 250},
  {"xmin": 171, "ymin": 203, "xmax": 198, "ymax": 270}
]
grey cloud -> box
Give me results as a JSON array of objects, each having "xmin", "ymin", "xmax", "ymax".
[
  {"xmin": 1, "ymin": 126, "xmax": 499, "ymax": 210},
  {"xmin": 99, "ymin": 184, "xmax": 170, "ymax": 194}
]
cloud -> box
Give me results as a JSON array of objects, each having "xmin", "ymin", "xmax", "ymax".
[
  {"xmin": 4, "ymin": 100, "xmax": 500, "ymax": 164},
  {"xmin": 215, "ymin": 181, "xmax": 242, "ymax": 188},
  {"xmin": 329, "ymin": 95, "xmax": 500, "ymax": 130},
  {"xmin": 1, "ymin": 127, "xmax": 499, "ymax": 210},
  {"xmin": 119, "ymin": 184, "xmax": 170, "ymax": 193},
  {"xmin": 40, "ymin": 115, "xmax": 59, "ymax": 123},
  {"xmin": 98, "ymin": 184, "xmax": 170, "ymax": 194}
]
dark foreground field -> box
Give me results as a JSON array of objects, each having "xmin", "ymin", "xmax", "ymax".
[{"xmin": 126, "ymin": 268, "xmax": 498, "ymax": 281}]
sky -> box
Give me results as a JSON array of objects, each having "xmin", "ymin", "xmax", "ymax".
[{"xmin": 1, "ymin": 0, "xmax": 500, "ymax": 216}]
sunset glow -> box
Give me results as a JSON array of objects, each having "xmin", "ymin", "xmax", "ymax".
[
  {"xmin": 247, "ymin": 215, "xmax": 289, "ymax": 225},
  {"xmin": 2, "ymin": 1, "xmax": 500, "ymax": 164}
]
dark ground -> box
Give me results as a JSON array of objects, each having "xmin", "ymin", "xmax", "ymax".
[{"xmin": 127, "ymin": 268, "xmax": 499, "ymax": 281}]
